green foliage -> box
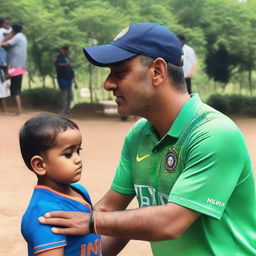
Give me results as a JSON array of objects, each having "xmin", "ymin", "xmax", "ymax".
[
  {"xmin": 0, "ymin": 0, "xmax": 255, "ymax": 100},
  {"xmin": 207, "ymin": 94, "xmax": 230, "ymax": 114},
  {"xmin": 205, "ymin": 44, "xmax": 231, "ymax": 84},
  {"xmin": 22, "ymin": 87, "xmax": 61, "ymax": 110},
  {"xmin": 207, "ymin": 94, "xmax": 256, "ymax": 116}
]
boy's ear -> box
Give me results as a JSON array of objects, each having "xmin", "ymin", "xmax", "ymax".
[{"xmin": 30, "ymin": 155, "xmax": 46, "ymax": 176}]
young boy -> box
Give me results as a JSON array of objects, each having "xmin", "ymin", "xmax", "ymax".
[{"xmin": 19, "ymin": 113, "xmax": 101, "ymax": 256}]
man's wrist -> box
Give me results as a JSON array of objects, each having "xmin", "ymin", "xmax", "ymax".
[{"xmin": 89, "ymin": 210, "xmax": 98, "ymax": 234}]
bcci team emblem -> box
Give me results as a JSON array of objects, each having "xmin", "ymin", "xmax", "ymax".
[{"xmin": 164, "ymin": 148, "xmax": 177, "ymax": 173}]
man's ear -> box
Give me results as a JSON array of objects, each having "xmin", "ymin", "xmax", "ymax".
[
  {"xmin": 30, "ymin": 155, "xmax": 46, "ymax": 176},
  {"xmin": 150, "ymin": 58, "xmax": 168, "ymax": 86}
]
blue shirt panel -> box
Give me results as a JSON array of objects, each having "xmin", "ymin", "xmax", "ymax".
[{"xmin": 21, "ymin": 183, "xmax": 101, "ymax": 256}]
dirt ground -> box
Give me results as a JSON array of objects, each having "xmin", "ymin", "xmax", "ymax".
[{"xmin": 0, "ymin": 110, "xmax": 255, "ymax": 256}]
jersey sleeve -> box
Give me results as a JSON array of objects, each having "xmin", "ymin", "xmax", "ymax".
[
  {"xmin": 111, "ymin": 134, "xmax": 135, "ymax": 194},
  {"xmin": 169, "ymin": 119, "xmax": 249, "ymax": 220},
  {"xmin": 21, "ymin": 202, "xmax": 67, "ymax": 254},
  {"xmin": 111, "ymin": 120, "xmax": 146, "ymax": 194}
]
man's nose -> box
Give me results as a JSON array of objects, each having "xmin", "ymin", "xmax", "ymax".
[{"xmin": 103, "ymin": 76, "xmax": 117, "ymax": 91}]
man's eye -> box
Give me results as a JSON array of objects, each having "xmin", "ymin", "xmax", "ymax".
[{"xmin": 115, "ymin": 71, "xmax": 125, "ymax": 78}]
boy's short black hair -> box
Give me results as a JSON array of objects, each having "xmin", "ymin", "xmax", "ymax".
[{"xmin": 19, "ymin": 113, "xmax": 79, "ymax": 171}]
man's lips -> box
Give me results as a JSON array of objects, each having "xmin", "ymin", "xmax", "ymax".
[{"xmin": 115, "ymin": 96, "xmax": 124, "ymax": 104}]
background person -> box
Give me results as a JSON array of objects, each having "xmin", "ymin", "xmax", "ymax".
[
  {"xmin": 177, "ymin": 34, "xmax": 196, "ymax": 94},
  {"xmin": 0, "ymin": 17, "xmax": 12, "ymax": 42},
  {"xmin": 1, "ymin": 23, "xmax": 27, "ymax": 115},
  {"xmin": 0, "ymin": 46, "xmax": 10, "ymax": 113},
  {"xmin": 0, "ymin": 17, "xmax": 11, "ymax": 113},
  {"xmin": 19, "ymin": 113, "xmax": 101, "ymax": 256},
  {"xmin": 55, "ymin": 45, "xmax": 77, "ymax": 116},
  {"xmin": 39, "ymin": 23, "xmax": 256, "ymax": 256}
]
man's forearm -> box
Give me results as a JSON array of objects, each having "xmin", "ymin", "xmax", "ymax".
[
  {"xmin": 95, "ymin": 204, "xmax": 199, "ymax": 241},
  {"xmin": 94, "ymin": 190, "xmax": 134, "ymax": 255},
  {"xmin": 38, "ymin": 191, "xmax": 198, "ymax": 243}
]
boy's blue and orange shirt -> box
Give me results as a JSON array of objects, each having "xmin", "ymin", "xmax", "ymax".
[{"xmin": 21, "ymin": 183, "xmax": 101, "ymax": 256}]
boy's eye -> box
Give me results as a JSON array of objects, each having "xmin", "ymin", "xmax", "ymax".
[
  {"xmin": 64, "ymin": 152, "xmax": 72, "ymax": 158},
  {"xmin": 77, "ymin": 147, "xmax": 82, "ymax": 155}
]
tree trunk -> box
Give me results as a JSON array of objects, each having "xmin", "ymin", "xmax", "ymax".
[
  {"xmin": 51, "ymin": 76, "xmax": 56, "ymax": 89},
  {"xmin": 42, "ymin": 76, "xmax": 46, "ymax": 87},
  {"xmin": 248, "ymin": 69, "xmax": 252, "ymax": 96},
  {"xmin": 89, "ymin": 63, "xmax": 93, "ymax": 103},
  {"xmin": 28, "ymin": 71, "xmax": 34, "ymax": 89}
]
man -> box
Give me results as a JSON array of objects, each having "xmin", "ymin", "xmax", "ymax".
[
  {"xmin": 177, "ymin": 34, "xmax": 196, "ymax": 94},
  {"xmin": 55, "ymin": 45, "xmax": 76, "ymax": 115},
  {"xmin": 1, "ymin": 23, "xmax": 27, "ymax": 115},
  {"xmin": 39, "ymin": 23, "xmax": 256, "ymax": 255}
]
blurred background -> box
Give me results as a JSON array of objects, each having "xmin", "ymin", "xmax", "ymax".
[{"xmin": 1, "ymin": 0, "xmax": 255, "ymax": 115}]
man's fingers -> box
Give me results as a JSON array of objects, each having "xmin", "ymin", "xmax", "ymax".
[
  {"xmin": 44, "ymin": 211, "xmax": 73, "ymax": 218},
  {"xmin": 38, "ymin": 211, "xmax": 90, "ymax": 235},
  {"xmin": 51, "ymin": 227, "xmax": 79, "ymax": 235},
  {"xmin": 38, "ymin": 216, "xmax": 71, "ymax": 227}
]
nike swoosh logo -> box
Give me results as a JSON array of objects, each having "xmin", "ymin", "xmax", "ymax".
[{"xmin": 136, "ymin": 154, "xmax": 151, "ymax": 162}]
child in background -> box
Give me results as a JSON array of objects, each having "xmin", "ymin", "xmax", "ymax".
[{"xmin": 19, "ymin": 113, "xmax": 101, "ymax": 256}]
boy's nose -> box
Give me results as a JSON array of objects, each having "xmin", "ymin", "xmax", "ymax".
[{"xmin": 74, "ymin": 153, "xmax": 81, "ymax": 164}]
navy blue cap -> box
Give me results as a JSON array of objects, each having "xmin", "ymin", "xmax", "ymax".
[{"xmin": 83, "ymin": 23, "xmax": 183, "ymax": 67}]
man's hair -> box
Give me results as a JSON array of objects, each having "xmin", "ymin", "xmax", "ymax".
[
  {"xmin": 140, "ymin": 55, "xmax": 186, "ymax": 92},
  {"xmin": 12, "ymin": 23, "xmax": 23, "ymax": 33},
  {"xmin": 19, "ymin": 113, "xmax": 79, "ymax": 171}
]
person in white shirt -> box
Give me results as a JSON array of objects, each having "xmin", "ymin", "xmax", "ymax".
[
  {"xmin": 0, "ymin": 17, "xmax": 12, "ymax": 43},
  {"xmin": 1, "ymin": 23, "xmax": 27, "ymax": 114},
  {"xmin": 178, "ymin": 34, "xmax": 196, "ymax": 94},
  {"xmin": 0, "ymin": 17, "xmax": 11, "ymax": 113}
]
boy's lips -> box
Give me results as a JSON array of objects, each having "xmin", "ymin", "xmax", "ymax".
[{"xmin": 76, "ymin": 165, "xmax": 82, "ymax": 172}]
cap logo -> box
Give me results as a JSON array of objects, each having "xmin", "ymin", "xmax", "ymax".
[{"xmin": 113, "ymin": 26, "xmax": 129, "ymax": 41}]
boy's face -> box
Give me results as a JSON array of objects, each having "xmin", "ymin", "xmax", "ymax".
[{"xmin": 42, "ymin": 128, "xmax": 82, "ymax": 189}]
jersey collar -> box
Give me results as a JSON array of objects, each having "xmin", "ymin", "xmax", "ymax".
[
  {"xmin": 143, "ymin": 93, "xmax": 202, "ymax": 140},
  {"xmin": 168, "ymin": 93, "xmax": 202, "ymax": 138}
]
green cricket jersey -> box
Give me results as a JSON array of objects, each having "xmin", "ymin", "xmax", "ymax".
[{"xmin": 111, "ymin": 94, "xmax": 256, "ymax": 256}]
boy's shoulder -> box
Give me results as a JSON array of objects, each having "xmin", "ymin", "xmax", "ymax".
[
  {"xmin": 71, "ymin": 183, "xmax": 92, "ymax": 205},
  {"xmin": 24, "ymin": 184, "xmax": 91, "ymax": 215}
]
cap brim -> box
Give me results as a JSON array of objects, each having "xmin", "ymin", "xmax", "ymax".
[{"xmin": 83, "ymin": 44, "xmax": 138, "ymax": 67}]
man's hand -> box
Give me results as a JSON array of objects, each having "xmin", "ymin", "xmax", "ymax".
[{"xmin": 38, "ymin": 211, "xmax": 90, "ymax": 235}]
